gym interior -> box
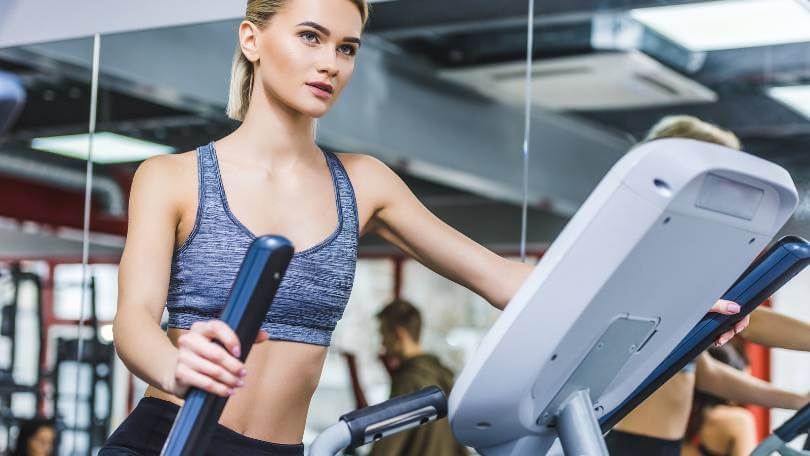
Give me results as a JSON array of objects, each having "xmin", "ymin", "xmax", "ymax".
[{"xmin": 0, "ymin": 1, "xmax": 809, "ymax": 455}]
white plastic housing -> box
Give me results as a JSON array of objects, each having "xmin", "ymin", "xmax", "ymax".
[{"xmin": 448, "ymin": 138, "xmax": 798, "ymax": 455}]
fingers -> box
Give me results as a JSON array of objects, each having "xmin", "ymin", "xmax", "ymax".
[
  {"xmin": 179, "ymin": 331, "xmax": 246, "ymax": 378},
  {"xmin": 714, "ymin": 315, "xmax": 751, "ymax": 347},
  {"xmin": 709, "ymin": 300, "xmax": 743, "ymax": 347},
  {"xmin": 254, "ymin": 330, "xmax": 269, "ymax": 344},
  {"xmin": 734, "ymin": 315, "xmax": 750, "ymax": 335},
  {"xmin": 178, "ymin": 349, "xmax": 244, "ymax": 390},
  {"xmin": 714, "ymin": 329, "xmax": 735, "ymax": 347},
  {"xmin": 175, "ymin": 363, "xmax": 234, "ymax": 398},
  {"xmin": 709, "ymin": 299, "xmax": 742, "ymax": 315},
  {"xmin": 192, "ymin": 320, "xmax": 241, "ymax": 358},
  {"xmin": 171, "ymin": 322, "xmax": 265, "ymax": 398}
]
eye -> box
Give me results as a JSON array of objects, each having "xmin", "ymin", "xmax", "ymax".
[
  {"xmin": 299, "ymin": 31, "xmax": 319, "ymax": 43},
  {"xmin": 338, "ymin": 44, "xmax": 357, "ymax": 56}
]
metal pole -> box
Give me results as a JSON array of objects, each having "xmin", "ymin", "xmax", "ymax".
[{"xmin": 557, "ymin": 390, "xmax": 608, "ymax": 456}]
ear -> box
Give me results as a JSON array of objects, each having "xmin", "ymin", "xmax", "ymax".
[{"xmin": 239, "ymin": 21, "xmax": 261, "ymax": 63}]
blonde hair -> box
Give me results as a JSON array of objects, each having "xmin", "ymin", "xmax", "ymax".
[
  {"xmin": 644, "ymin": 115, "xmax": 741, "ymax": 150},
  {"xmin": 226, "ymin": 0, "xmax": 370, "ymax": 121}
]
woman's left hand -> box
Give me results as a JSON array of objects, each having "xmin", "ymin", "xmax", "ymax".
[{"xmin": 709, "ymin": 299, "xmax": 750, "ymax": 347}]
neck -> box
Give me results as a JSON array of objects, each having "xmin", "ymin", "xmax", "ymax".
[
  {"xmin": 400, "ymin": 341, "xmax": 424, "ymax": 360},
  {"xmin": 224, "ymin": 80, "xmax": 319, "ymax": 169}
]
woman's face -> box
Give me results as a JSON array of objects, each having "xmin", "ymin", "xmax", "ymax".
[
  {"xmin": 27, "ymin": 426, "xmax": 55, "ymax": 456},
  {"xmin": 246, "ymin": 0, "xmax": 363, "ymax": 118}
]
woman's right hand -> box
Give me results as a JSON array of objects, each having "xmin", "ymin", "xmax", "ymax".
[{"xmin": 164, "ymin": 320, "xmax": 268, "ymax": 398}]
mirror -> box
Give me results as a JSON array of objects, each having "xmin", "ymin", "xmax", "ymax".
[{"xmin": 0, "ymin": 34, "xmax": 105, "ymax": 455}]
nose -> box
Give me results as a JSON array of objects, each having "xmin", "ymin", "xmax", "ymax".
[{"xmin": 316, "ymin": 48, "xmax": 339, "ymax": 79}]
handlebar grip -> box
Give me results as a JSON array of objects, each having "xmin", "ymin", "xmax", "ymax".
[
  {"xmin": 161, "ymin": 236, "xmax": 294, "ymax": 456},
  {"xmin": 600, "ymin": 236, "xmax": 810, "ymax": 431},
  {"xmin": 692, "ymin": 236, "xmax": 810, "ymax": 348},
  {"xmin": 775, "ymin": 403, "xmax": 810, "ymax": 443},
  {"xmin": 219, "ymin": 236, "xmax": 294, "ymax": 355},
  {"xmin": 340, "ymin": 386, "xmax": 447, "ymax": 449}
]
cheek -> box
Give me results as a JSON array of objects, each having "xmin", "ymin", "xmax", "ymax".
[
  {"xmin": 335, "ymin": 62, "xmax": 355, "ymax": 92},
  {"xmin": 260, "ymin": 37, "xmax": 306, "ymax": 86}
]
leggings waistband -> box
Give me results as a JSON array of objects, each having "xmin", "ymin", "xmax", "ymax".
[{"xmin": 138, "ymin": 396, "xmax": 304, "ymax": 454}]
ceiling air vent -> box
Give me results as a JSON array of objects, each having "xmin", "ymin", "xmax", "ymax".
[{"xmin": 440, "ymin": 51, "xmax": 716, "ymax": 111}]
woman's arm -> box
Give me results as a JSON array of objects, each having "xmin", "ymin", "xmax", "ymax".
[
  {"xmin": 741, "ymin": 307, "xmax": 810, "ymax": 351},
  {"xmin": 695, "ymin": 352, "xmax": 809, "ymax": 409},
  {"xmin": 355, "ymin": 155, "xmax": 532, "ymax": 310},
  {"xmin": 114, "ymin": 156, "xmax": 250, "ymax": 397}
]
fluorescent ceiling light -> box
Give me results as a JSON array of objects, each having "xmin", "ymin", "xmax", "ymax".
[
  {"xmin": 31, "ymin": 132, "xmax": 175, "ymax": 163},
  {"xmin": 631, "ymin": 0, "xmax": 810, "ymax": 51},
  {"xmin": 768, "ymin": 85, "xmax": 810, "ymax": 118}
]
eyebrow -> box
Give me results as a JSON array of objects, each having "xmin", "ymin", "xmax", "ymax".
[{"xmin": 297, "ymin": 21, "xmax": 362, "ymax": 46}]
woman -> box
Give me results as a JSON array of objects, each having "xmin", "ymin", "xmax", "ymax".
[
  {"xmin": 100, "ymin": 0, "xmax": 531, "ymax": 454},
  {"xmin": 12, "ymin": 418, "xmax": 55, "ymax": 456},
  {"xmin": 683, "ymin": 342, "xmax": 758, "ymax": 456},
  {"xmin": 100, "ymin": 3, "xmax": 745, "ymax": 454}
]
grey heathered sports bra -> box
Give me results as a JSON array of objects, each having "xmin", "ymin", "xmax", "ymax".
[{"xmin": 166, "ymin": 141, "xmax": 359, "ymax": 346}]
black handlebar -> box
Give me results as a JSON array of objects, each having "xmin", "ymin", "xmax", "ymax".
[
  {"xmin": 161, "ymin": 236, "xmax": 294, "ymax": 456},
  {"xmin": 775, "ymin": 403, "xmax": 810, "ymax": 443},
  {"xmin": 601, "ymin": 236, "xmax": 810, "ymax": 431},
  {"xmin": 340, "ymin": 386, "xmax": 448, "ymax": 449}
]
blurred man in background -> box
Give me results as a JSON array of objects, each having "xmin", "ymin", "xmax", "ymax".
[{"xmin": 371, "ymin": 299, "xmax": 467, "ymax": 456}]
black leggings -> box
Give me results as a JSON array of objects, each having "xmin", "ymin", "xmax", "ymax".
[
  {"xmin": 604, "ymin": 429, "xmax": 682, "ymax": 456},
  {"xmin": 99, "ymin": 397, "xmax": 304, "ymax": 456}
]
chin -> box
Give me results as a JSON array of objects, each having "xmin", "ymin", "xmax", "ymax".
[
  {"xmin": 308, "ymin": 109, "xmax": 330, "ymax": 118},
  {"xmin": 298, "ymin": 103, "xmax": 331, "ymax": 118}
]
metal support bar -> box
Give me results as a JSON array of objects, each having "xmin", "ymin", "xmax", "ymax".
[
  {"xmin": 309, "ymin": 422, "xmax": 352, "ymax": 456},
  {"xmin": 557, "ymin": 390, "xmax": 608, "ymax": 456}
]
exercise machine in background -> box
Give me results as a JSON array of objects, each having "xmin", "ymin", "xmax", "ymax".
[
  {"xmin": 0, "ymin": 264, "xmax": 44, "ymax": 452},
  {"xmin": 311, "ymin": 139, "xmax": 800, "ymax": 455}
]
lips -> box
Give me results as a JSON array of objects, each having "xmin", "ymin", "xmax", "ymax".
[{"xmin": 306, "ymin": 82, "xmax": 333, "ymax": 94}]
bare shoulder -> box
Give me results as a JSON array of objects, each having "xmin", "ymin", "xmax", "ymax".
[
  {"xmin": 334, "ymin": 152, "xmax": 403, "ymax": 190},
  {"xmin": 333, "ymin": 152, "xmax": 391, "ymax": 178},
  {"xmin": 706, "ymin": 404, "xmax": 756, "ymax": 441},
  {"xmin": 334, "ymin": 152, "xmax": 403, "ymax": 208},
  {"xmin": 130, "ymin": 150, "xmax": 198, "ymax": 211},
  {"xmin": 711, "ymin": 405, "xmax": 756, "ymax": 425},
  {"xmin": 134, "ymin": 150, "xmax": 195, "ymax": 181}
]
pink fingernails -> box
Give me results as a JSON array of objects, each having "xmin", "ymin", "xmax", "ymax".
[
  {"xmin": 727, "ymin": 303, "xmax": 741, "ymax": 313},
  {"xmin": 232, "ymin": 347, "xmax": 241, "ymax": 358},
  {"xmin": 239, "ymin": 368, "xmax": 247, "ymax": 377}
]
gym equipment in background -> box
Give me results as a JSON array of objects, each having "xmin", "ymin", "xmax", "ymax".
[
  {"xmin": 0, "ymin": 264, "xmax": 44, "ymax": 452},
  {"xmin": 311, "ymin": 236, "xmax": 809, "ymax": 456},
  {"xmin": 752, "ymin": 404, "xmax": 810, "ymax": 456},
  {"xmin": 52, "ymin": 274, "xmax": 114, "ymax": 454},
  {"xmin": 448, "ymin": 139, "xmax": 797, "ymax": 455},
  {"xmin": 602, "ymin": 236, "xmax": 810, "ymax": 431},
  {"xmin": 311, "ymin": 138, "xmax": 799, "ymax": 456},
  {"xmin": 309, "ymin": 386, "xmax": 447, "ymax": 456}
]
